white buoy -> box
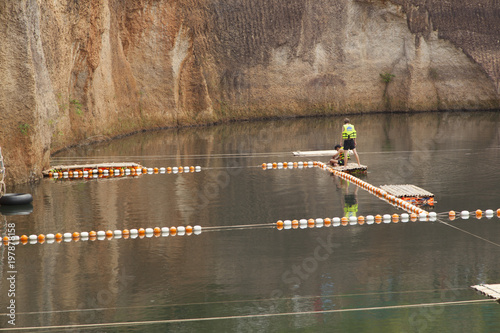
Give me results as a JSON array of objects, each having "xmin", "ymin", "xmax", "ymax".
[
  {"xmin": 46, "ymin": 234, "xmax": 55, "ymax": 239},
  {"xmin": 277, "ymin": 162, "xmax": 283, "ymax": 169},
  {"xmin": 195, "ymin": 166, "xmax": 201, "ymax": 172},
  {"xmin": 299, "ymin": 219, "xmax": 308, "ymax": 226},
  {"xmin": 145, "ymin": 228, "xmax": 154, "ymax": 234},
  {"xmin": 29, "ymin": 235, "xmax": 37, "ymax": 241},
  {"xmin": 315, "ymin": 218, "xmax": 324, "ymax": 228},
  {"xmin": 114, "ymin": 230, "xmax": 122, "ymax": 236},
  {"xmin": 125, "ymin": 169, "xmax": 131, "ymax": 175},
  {"xmin": 63, "ymin": 233, "xmax": 72, "ymax": 238},
  {"xmin": 461, "ymin": 210, "xmax": 470, "ymax": 219},
  {"xmin": 284, "ymin": 220, "xmax": 292, "ymax": 227},
  {"xmin": 97, "ymin": 231, "xmax": 106, "ymax": 237},
  {"xmin": 349, "ymin": 216, "xmax": 357, "ymax": 225},
  {"xmin": 193, "ymin": 225, "xmax": 202, "ymax": 235},
  {"xmin": 160, "ymin": 167, "xmax": 166, "ymax": 173},
  {"xmin": 80, "ymin": 232, "xmax": 89, "ymax": 238},
  {"xmin": 287, "ymin": 162, "xmax": 293, "ymax": 169},
  {"xmin": 184, "ymin": 167, "xmax": 189, "ymax": 172},
  {"xmin": 383, "ymin": 214, "xmax": 391, "ymax": 220},
  {"xmin": 401, "ymin": 213, "xmax": 409, "ymax": 223},
  {"xmin": 332, "ymin": 217, "xmax": 341, "ymax": 227},
  {"xmin": 161, "ymin": 227, "xmax": 170, "ymax": 234},
  {"xmin": 485, "ymin": 209, "xmax": 494, "ymax": 218}
]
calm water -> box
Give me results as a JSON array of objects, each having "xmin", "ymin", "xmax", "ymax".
[{"xmin": 1, "ymin": 111, "xmax": 500, "ymax": 332}]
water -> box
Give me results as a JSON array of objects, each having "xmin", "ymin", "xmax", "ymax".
[{"xmin": 1, "ymin": 111, "xmax": 500, "ymax": 332}]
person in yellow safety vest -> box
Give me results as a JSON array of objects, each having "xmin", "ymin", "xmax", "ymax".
[
  {"xmin": 329, "ymin": 144, "xmax": 349, "ymax": 166},
  {"xmin": 340, "ymin": 118, "xmax": 361, "ymax": 166}
]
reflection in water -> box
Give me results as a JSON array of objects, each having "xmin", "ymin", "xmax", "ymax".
[{"xmin": 1, "ymin": 111, "xmax": 500, "ymax": 331}]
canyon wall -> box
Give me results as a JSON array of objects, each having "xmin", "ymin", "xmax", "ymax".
[{"xmin": 0, "ymin": 0, "xmax": 499, "ymax": 184}]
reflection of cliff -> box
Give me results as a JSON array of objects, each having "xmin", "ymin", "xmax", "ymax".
[{"xmin": 1, "ymin": 1, "xmax": 500, "ymax": 183}]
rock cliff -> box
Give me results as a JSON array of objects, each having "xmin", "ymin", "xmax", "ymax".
[{"xmin": 0, "ymin": 0, "xmax": 498, "ymax": 184}]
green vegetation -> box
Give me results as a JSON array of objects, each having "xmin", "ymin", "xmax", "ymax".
[
  {"xmin": 380, "ymin": 72, "xmax": 395, "ymax": 110},
  {"xmin": 19, "ymin": 123, "xmax": 30, "ymax": 135},
  {"xmin": 380, "ymin": 72, "xmax": 395, "ymax": 84},
  {"xmin": 70, "ymin": 98, "xmax": 83, "ymax": 115}
]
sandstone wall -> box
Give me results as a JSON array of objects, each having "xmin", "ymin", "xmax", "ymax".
[{"xmin": 0, "ymin": 0, "xmax": 498, "ymax": 184}]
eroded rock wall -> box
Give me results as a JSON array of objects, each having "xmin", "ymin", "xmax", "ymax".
[{"xmin": 0, "ymin": 0, "xmax": 498, "ymax": 184}]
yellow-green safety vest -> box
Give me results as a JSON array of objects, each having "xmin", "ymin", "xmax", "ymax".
[{"xmin": 342, "ymin": 124, "xmax": 356, "ymax": 139}]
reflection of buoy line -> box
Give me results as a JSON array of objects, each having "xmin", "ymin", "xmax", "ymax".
[{"xmin": 0, "ymin": 193, "xmax": 33, "ymax": 205}]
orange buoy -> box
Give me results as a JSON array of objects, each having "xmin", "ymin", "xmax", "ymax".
[
  {"xmin": 497, "ymin": 208, "xmax": 500, "ymax": 217},
  {"xmin": 105, "ymin": 230, "xmax": 113, "ymax": 237},
  {"xmin": 170, "ymin": 226, "xmax": 177, "ymax": 235},
  {"xmin": 357, "ymin": 216, "xmax": 365, "ymax": 225},
  {"xmin": 154, "ymin": 167, "xmax": 159, "ymax": 173},
  {"xmin": 38, "ymin": 234, "xmax": 46, "ymax": 243},
  {"xmin": 89, "ymin": 231, "xmax": 97, "ymax": 237},
  {"xmin": 138, "ymin": 228, "xmax": 145, "ymax": 235},
  {"xmin": 72, "ymin": 232, "xmax": 80, "ymax": 239},
  {"xmin": 392, "ymin": 214, "xmax": 399, "ymax": 223},
  {"xmin": 324, "ymin": 218, "xmax": 331, "ymax": 226},
  {"xmin": 341, "ymin": 217, "xmax": 348, "ymax": 226},
  {"xmin": 308, "ymin": 219, "xmax": 315, "ymax": 227},
  {"xmin": 375, "ymin": 215, "xmax": 382, "ymax": 224},
  {"xmin": 55, "ymin": 233, "xmax": 63, "ymax": 240},
  {"xmin": 410, "ymin": 213, "xmax": 417, "ymax": 221},
  {"xmin": 475, "ymin": 209, "xmax": 483, "ymax": 219},
  {"xmin": 276, "ymin": 220, "xmax": 284, "ymax": 228},
  {"xmin": 185, "ymin": 225, "xmax": 193, "ymax": 234}
]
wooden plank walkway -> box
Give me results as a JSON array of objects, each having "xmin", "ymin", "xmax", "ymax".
[
  {"xmin": 471, "ymin": 284, "xmax": 500, "ymax": 301},
  {"xmin": 380, "ymin": 184, "xmax": 434, "ymax": 198},
  {"xmin": 42, "ymin": 162, "xmax": 143, "ymax": 176}
]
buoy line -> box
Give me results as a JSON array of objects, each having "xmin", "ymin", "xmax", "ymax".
[
  {"xmin": 0, "ymin": 299, "xmax": 493, "ymax": 331},
  {"xmin": 2, "ymin": 226, "xmax": 202, "ymax": 246},
  {"xmin": 2, "ymin": 209, "xmax": 498, "ymax": 247},
  {"xmin": 48, "ymin": 165, "xmax": 202, "ymax": 179}
]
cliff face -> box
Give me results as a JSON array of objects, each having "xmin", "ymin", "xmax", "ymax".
[{"xmin": 0, "ymin": 0, "xmax": 499, "ymax": 184}]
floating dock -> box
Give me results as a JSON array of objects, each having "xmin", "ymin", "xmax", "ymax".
[
  {"xmin": 380, "ymin": 184, "xmax": 434, "ymax": 206},
  {"xmin": 471, "ymin": 284, "xmax": 500, "ymax": 302}
]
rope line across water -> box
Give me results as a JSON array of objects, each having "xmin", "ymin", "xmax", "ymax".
[{"xmin": 0, "ymin": 299, "xmax": 493, "ymax": 331}]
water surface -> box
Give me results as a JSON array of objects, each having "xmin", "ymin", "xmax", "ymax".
[{"xmin": 1, "ymin": 111, "xmax": 500, "ymax": 332}]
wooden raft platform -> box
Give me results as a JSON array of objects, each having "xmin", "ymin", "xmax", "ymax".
[
  {"xmin": 42, "ymin": 162, "xmax": 143, "ymax": 177},
  {"xmin": 380, "ymin": 184, "xmax": 434, "ymax": 205},
  {"xmin": 471, "ymin": 284, "xmax": 500, "ymax": 301},
  {"xmin": 330, "ymin": 163, "xmax": 368, "ymax": 173}
]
